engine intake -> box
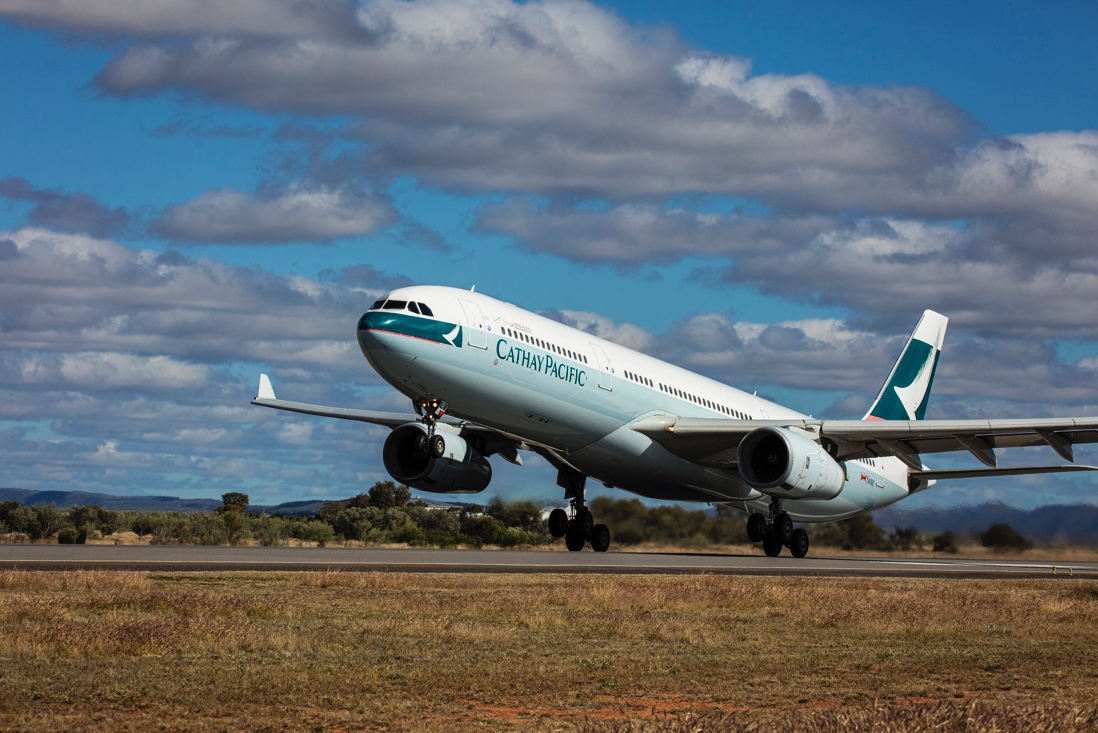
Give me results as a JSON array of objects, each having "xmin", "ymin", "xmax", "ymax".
[
  {"xmin": 736, "ymin": 427, "xmax": 845, "ymax": 500},
  {"xmin": 382, "ymin": 422, "xmax": 492, "ymax": 494}
]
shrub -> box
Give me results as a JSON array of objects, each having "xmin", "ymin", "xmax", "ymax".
[
  {"xmin": 933, "ymin": 531, "xmax": 959, "ymax": 553},
  {"xmin": 57, "ymin": 525, "xmax": 87, "ymax": 544},
  {"xmin": 981, "ymin": 523, "xmax": 1032, "ymax": 551}
]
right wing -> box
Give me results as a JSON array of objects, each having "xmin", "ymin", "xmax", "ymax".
[
  {"xmin": 251, "ymin": 374, "xmax": 419, "ymax": 428},
  {"xmin": 250, "ymin": 374, "xmax": 527, "ymax": 464}
]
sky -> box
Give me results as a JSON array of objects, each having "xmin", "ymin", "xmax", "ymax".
[{"xmin": 2, "ymin": 0, "xmax": 1098, "ymax": 512}]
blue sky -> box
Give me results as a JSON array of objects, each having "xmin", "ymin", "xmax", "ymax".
[{"xmin": 2, "ymin": 0, "xmax": 1098, "ymax": 512}]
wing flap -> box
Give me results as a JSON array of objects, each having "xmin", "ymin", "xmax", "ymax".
[{"xmin": 912, "ymin": 465, "xmax": 1098, "ymax": 480}]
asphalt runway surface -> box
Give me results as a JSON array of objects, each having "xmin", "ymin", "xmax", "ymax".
[{"xmin": 2, "ymin": 544, "xmax": 1095, "ymax": 578}]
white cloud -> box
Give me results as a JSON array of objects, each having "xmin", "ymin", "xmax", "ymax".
[
  {"xmin": 152, "ymin": 185, "xmax": 397, "ymax": 244},
  {"xmin": 0, "ymin": 0, "xmax": 366, "ymax": 40}
]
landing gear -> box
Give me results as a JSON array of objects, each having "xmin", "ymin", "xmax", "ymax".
[
  {"xmin": 745, "ymin": 500, "xmax": 809, "ymax": 558},
  {"xmin": 590, "ymin": 524, "xmax": 611, "ymax": 553},
  {"xmin": 762, "ymin": 531, "xmax": 784, "ymax": 557},
  {"xmin": 548, "ymin": 508, "xmax": 569, "ymax": 538},
  {"xmin": 789, "ymin": 528, "xmax": 810, "ymax": 558},
  {"xmin": 746, "ymin": 513, "xmax": 767, "ymax": 543},
  {"xmin": 550, "ymin": 468, "xmax": 610, "ymax": 552}
]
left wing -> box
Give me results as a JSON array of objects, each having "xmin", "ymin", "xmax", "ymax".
[{"xmin": 631, "ymin": 414, "xmax": 1098, "ymax": 474}]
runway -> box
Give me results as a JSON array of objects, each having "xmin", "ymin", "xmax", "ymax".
[{"xmin": 2, "ymin": 544, "xmax": 1095, "ymax": 578}]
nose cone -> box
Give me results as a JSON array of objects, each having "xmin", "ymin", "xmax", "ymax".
[{"xmin": 357, "ymin": 310, "xmax": 400, "ymax": 357}]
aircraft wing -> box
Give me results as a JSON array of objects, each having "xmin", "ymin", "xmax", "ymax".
[
  {"xmin": 631, "ymin": 414, "xmax": 1098, "ymax": 473},
  {"xmin": 251, "ymin": 374, "xmax": 420, "ymax": 428},
  {"xmin": 250, "ymin": 374, "xmax": 527, "ymax": 464}
]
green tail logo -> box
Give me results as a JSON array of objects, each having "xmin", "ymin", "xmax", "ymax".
[{"xmin": 864, "ymin": 310, "xmax": 948, "ymax": 421}]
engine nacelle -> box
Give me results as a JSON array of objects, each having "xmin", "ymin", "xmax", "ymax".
[
  {"xmin": 382, "ymin": 422, "xmax": 492, "ymax": 494},
  {"xmin": 736, "ymin": 427, "xmax": 845, "ymax": 500}
]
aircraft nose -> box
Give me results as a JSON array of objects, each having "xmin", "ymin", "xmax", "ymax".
[{"xmin": 357, "ymin": 311, "xmax": 390, "ymax": 355}]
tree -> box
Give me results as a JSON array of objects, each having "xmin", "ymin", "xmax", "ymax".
[
  {"xmin": 932, "ymin": 531, "xmax": 959, "ymax": 553},
  {"xmin": 890, "ymin": 526, "xmax": 920, "ymax": 551},
  {"xmin": 981, "ymin": 523, "xmax": 1032, "ymax": 552},
  {"xmin": 367, "ymin": 481, "xmax": 411, "ymax": 509},
  {"xmin": 221, "ymin": 492, "xmax": 250, "ymax": 511}
]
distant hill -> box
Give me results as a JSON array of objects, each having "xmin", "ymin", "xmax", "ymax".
[
  {"xmin": 0, "ymin": 488, "xmax": 326, "ymax": 516},
  {"xmin": 874, "ymin": 501, "xmax": 1098, "ymax": 545}
]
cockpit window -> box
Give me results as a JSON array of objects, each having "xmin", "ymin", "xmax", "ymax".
[
  {"xmin": 370, "ymin": 299, "xmax": 386, "ymax": 310},
  {"xmin": 418, "ymin": 303, "xmax": 434, "ymax": 317},
  {"xmin": 383, "ymin": 300, "xmax": 407, "ymax": 311},
  {"xmin": 407, "ymin": 302, "xmax": 420, "ymax": 314}
]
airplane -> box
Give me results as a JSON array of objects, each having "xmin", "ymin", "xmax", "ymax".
[{"xmin": 252, "ymin": 285, "xmax": 1098, "ymax": 557}]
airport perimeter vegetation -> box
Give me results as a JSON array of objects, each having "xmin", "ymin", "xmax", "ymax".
[
  {"xmin": 0, "ymin": 481, "xmax": 1077, "ymax": 557},
  {"xmin": 4, "ymin": 485, "xmax": 1098, "ymax": 731}
]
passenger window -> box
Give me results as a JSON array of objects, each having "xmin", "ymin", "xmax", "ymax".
[{"xmin": 418, "ymin": 303, "xmax": 434, "ymax": 317}]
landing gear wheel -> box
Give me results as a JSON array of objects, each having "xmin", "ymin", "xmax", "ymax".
[
  {"xmin": 790, "ymin": 528, "xmax": 810, "ymax": 558},
  {"xmin": 575, "ymin": 508, "xmax": 595, "ymax": 537},
  {"xmin": 429, "ymin": 434, "xmax": 446, "ymax": 458},
  {"xmin": 746, "ymin": 513, "xmax": 767, "ymax": 543},
  {"xmin": 762, "ymin": 532, "xmax": 783, "ymax": 557},
  {"xmin": 590, "ymin": 524, "xmax": 611, "ymax": 552},
  {"xmin": 564, "ymin": 526, "xmax": 586, "ymax": 552},
  {"xmin": 548, "ymin": 509, "xmax": 569, "ymax": 539},
  {"xmin": 774, "ymin": 512, "xmax": 794, "ymax": 545}
]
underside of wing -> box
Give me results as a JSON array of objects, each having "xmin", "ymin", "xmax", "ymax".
[
  {"xmin": 631, "ymin": 413, "xmax": 1098, "ymax": 472},
  {"xmin": 250, "ymin": 374, "xmax": 525, "ymax": 462},
  {"xmin": 251, "ymin": 373, "xmax": 420, "ymax": 428}
]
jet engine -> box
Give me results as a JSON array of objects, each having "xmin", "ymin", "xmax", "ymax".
[
  {"xmin": 736, "ymin": 427, "xmax": 845, "ymax": 500},
  {"xmin": 382, "ymin": 422, "xmax": 492, "ymax": 494}
]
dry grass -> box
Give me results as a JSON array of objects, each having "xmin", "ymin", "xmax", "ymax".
[{"xmin": 1, "ymin": 570, "xmax": 1097, "ymax": 731}]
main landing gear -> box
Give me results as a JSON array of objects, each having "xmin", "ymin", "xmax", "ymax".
[
  {"xmin": 746, "ymin": 499, "xmax": 809, "ymax": 558},
  {"xmin": 547, "ymin": 470, "xmax": 610, "ymax": 552}
]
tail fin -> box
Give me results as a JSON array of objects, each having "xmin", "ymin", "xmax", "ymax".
[{"xmin": 863, "ymin": 310, "xmax": 948, "ymax": 421}]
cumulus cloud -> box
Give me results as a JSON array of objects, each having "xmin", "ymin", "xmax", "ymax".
[
  {"xmin": 41, "ymin": 0, "xmax": 967, "ymax": 204},
  {"xmin": 476, "ymin": 199, "xmax": 835, "ymax": 265},
  {"xmin": 151, "ymin": 184, "xmax": 398, "ymax": 244},
  {"xmin": 700, "ymin": 217, "xmax": 1098, "ymax": 339},
  {"xmin": 0, "ymin": 0, "xmax": 369, "ymax": 41},
  {"xmin": 0, "ymin": 177, "xmax": 131, "ymax": 237},
  {"xmin": 0, "ymin": 225, "xmax": 403, "ymax": 500}
]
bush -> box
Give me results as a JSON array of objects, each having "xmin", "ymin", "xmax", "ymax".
[
  {"xmin": 933, "ymin": 531, "xmax": 959, "ymax": 553},
  {"xmin": 981, "ymin": 523, "xmax": 1032, "ymax": 552},
  {"xmin": 57, "ymin": 525, "xmax": 87, "ymax": 544}
]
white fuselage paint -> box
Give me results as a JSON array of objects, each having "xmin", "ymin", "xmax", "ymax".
[{"xmin": 359, "ymin": 286, "xmax": 912, "ymax": 522}]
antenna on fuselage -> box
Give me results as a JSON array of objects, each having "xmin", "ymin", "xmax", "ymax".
[{"xmin": 471, "ymin": 285, "xmax": 476, "ymax": 292}]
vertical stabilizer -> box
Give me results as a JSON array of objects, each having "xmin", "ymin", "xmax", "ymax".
[{"xmin": 863, "ymin": 310, "xmax": 948, "ymax": 421}]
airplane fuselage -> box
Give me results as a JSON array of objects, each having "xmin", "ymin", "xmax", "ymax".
[{"xmin": 357, "ymin": 285, "xmax": 911, "ymax": 522}]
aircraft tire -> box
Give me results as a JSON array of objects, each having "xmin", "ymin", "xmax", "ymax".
[
  {"xmin": 548, "ymin": 509, "xmax": 569, "ymax": 538},
  {"xmin": 775, "ymin": 512, "xmax": 794, "ymax": 545},
  {"xmin": 790, "ymin": 528, "xmax": 810, "ymax": 558},
  {"xmin": 762, "ymin": 532, "xmax": 783, "ymax": 557},
  {"xmin": 430, "ymin": 434, "xmax": 446, "ymax": 458},
  {"xmin": 564, "ymin": 526, "xmax": 586, "ymax": 552},
  {"xmin": 590, "ymin": 524, "xmax": 611, "ymax": 552},
  {"xmin": 576, "ymin": 508, "xmax": 595, "ymax": 537},
  {"xmin": 746, "ymin": 513, "xmax": 767, "ymax": 542}
]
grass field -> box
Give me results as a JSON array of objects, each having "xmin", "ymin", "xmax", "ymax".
[{"xmin": 2, "ymin": 570, "xmax": 1097, "ymax": 732}]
